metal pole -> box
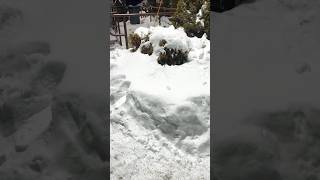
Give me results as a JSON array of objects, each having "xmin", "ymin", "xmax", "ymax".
[
  {"xmin": 117, "ymin": 20, "xmax": 122, "ymax": 46},
  {"xmin": 123, "ymin": 21, "xmax": 129, "ymax": 49}
]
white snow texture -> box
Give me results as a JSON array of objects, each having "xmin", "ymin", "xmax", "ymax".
[{"xmin": 110, "ymin": 24, "xmax": 210, "ymax": 179}]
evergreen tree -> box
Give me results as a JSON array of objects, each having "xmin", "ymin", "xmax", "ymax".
[
  {"xmin": 171, "ymin": 0, "xmax": 210, "ymax": 39},
  {"xmin": 202, "ymin": 0, "xmax": 210, "ymax": 39}
]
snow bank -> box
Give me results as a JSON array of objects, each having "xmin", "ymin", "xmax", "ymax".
[
  {"xmin": 117, "ymin": 26, "xmax": 210, "ymax": 103},
  {"xmin": 110, "ymin": 25, "xmax": 210, "ymax": 179}
]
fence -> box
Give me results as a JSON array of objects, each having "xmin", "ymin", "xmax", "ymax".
[{"xmin": 110, "ymin": 7, "xmax": 175, "ymax": 49}]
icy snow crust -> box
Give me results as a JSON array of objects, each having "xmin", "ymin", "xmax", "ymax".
[{"xmin": 110, "ymin": 26, "xmax": 210, "ymax": 179}]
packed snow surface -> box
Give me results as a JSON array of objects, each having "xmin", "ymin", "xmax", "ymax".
[{"xmin": 110, "ymin": 25, "xmax": 210, "ymax": 179}]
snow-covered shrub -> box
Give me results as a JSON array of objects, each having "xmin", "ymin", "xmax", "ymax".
[
  {"xmin": 158, "ymin": 47, "xmax": 188, "ymax": 66},
  {"xmin": 138, "ymin": 26, "xmax": 191, "ymax": 52},
  {"xmin": 171, "ymin": 0, "xmax": 210, "ymax": 39},
  {"xmin": 183, "ymin": 23, "xmax": 206, "ymax": 39},
  {"xmin": 128, "ymin": 33, "xmax": 141, "ymax": 51},
  {"xmin": 202, "ymin": 1, "xmax": 210, "ymax": 39},
  {"xmin": 140, "ymin": 42, "xmax": 153, "ymax": 55},
  {"xmin": 159, "ymin": 39, "xmax": 167, "ymax": 47},
  {"xmin": 134, "ymin": 26, "xmax": 191, "ymax": 65}
]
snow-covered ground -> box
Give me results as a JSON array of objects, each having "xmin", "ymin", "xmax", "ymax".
[
  {"xmin": 213, "ymin": 0, "xmax": 320, "ymax": 140},
  {"xmin": 213, "ymin": 0, "xmax": 320, "ymax": 179},
  {"xmin": 110, "ymin": 21, "xmax": 210, "ymax": 179}
]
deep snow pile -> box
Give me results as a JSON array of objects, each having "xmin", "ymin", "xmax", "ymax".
[{"xmin": 110, "ymin": 25, "xmax": 210, "ymax": 179}]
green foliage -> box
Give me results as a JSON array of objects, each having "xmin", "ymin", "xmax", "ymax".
[
  {"xmin": 171, "ymin": 0, "xmax": 210, "ymax": 39},
  {"xmin": 202, "ymin": 0, "xmax": 210, "ymax": 39},
  {"xmin": 171, "ymin": 0, "xmax": 179, "ymax": 8},
  {"xmin": 162, "ymin": 0, "xmax": 171, "ymax": 8},
  {"xmin": 157, "ymin": 48, "xmax": 188, "ymax": 66},
  {"xmin": 163, "ymin": 0, "xmax": 180, "ymax": 8},
  {"xmin": 183, "ymin": 22, "xmax": 205, "ymax": 38}
]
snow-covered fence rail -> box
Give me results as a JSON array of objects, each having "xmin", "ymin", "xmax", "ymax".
[
  {"xmin": 110, "ymin": 11, "xmax": 175, "ymax": 49},
  {"xmin": 111, "ymin": 12, "xmax": 175, "ymax": 16},
  {"xmin": 111, "ymin": 6, "xmax": 176, "ymax": 12}
]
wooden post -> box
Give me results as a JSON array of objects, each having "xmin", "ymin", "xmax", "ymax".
[{"xmin": 123, "ymin": 21, "xmax": 129, "ymax": 49}]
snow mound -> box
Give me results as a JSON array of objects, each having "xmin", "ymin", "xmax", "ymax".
[
  {"xmin": 135, "ymin": 25, "xmax": 193, "ymax": 54},
  {"xmin": 110, "ymin": 25, "xmax": 210, "ymax": 179},
  {"xmin": 113, "ymin": 26, "xmax": 210, "ymax": 103}
]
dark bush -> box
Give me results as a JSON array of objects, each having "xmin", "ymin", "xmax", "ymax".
[
  {"xmin": 183, "ymin": 22, "xmax": 206, "ymax": 38},
  {"xmin": 157, "ymin": 47, "xmax": 188, "ymax": 66},
  {"xmin": 129, "ymin": 33, "xmax": 141, "ymax": 51},
  {"xmin": 140, "ymin": 43, "xmax": 153, "ymax": 55},
  {"xmin": 159, "ymin": 39, "xmax": 167, "ymax": 47}
]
